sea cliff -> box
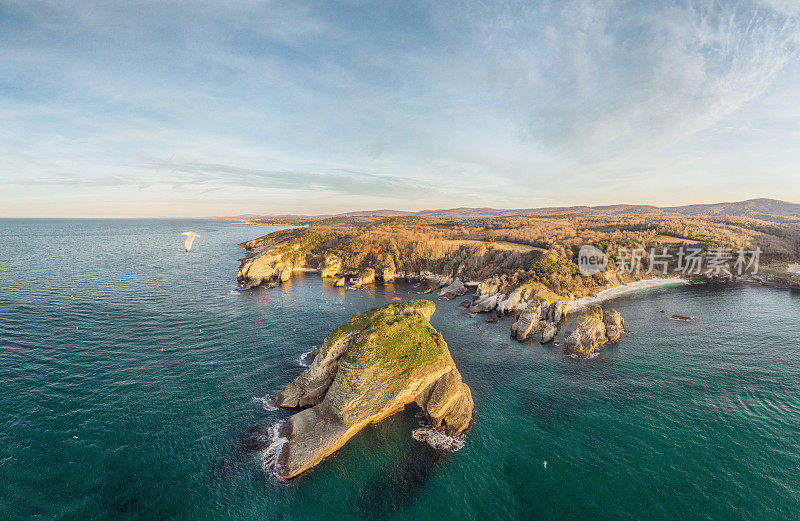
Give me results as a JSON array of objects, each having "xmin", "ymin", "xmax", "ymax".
[{"xmin": 269, "ymin": 300, "xmax": 474, "ymax": 479}]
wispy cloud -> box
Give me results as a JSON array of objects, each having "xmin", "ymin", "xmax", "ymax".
[{"xmin": 1, "ymin": 0, "xmax": 799, "ymax": 216}]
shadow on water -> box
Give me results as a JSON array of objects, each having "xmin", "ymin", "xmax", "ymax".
[
  {"xmin": 99, "ymin": 458, "xmax": 186, "ymax": 521},
  {"xmin": 351, "ymin": 437, "xmax": 445, "ymax": 520},
  {"xmin": 217, "ymin": 417, "xmax": 296, "ymax": 483}
]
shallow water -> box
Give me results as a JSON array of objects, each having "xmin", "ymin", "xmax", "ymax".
[{"xmin": 1, "ymin": 219, "xmax": 799, "ymax": 520}]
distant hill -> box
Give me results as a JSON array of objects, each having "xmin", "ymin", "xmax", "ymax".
[{"xmin": 234, "ymin": 198, "xmax": 800, "ymax": 223}]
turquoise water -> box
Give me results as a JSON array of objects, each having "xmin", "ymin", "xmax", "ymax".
[{"xmin": 1, "ymin": 219, "xmax": 799, "ymax": 520}]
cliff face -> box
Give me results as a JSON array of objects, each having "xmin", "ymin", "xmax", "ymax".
[
  {"xmin": 271, "ymin": 300, "xmax": 474, "ymax": 479},
  {"xmin": 563, "ymin": 305, "xmax": 624, "ymax": 358}
]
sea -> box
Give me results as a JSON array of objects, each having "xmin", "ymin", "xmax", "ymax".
[{"xmin": 1, "ymin": 218, "xmax": 799, "ymax": 520}]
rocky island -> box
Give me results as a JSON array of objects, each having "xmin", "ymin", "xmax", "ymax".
[
  {"xmin": 269, "ymin": 300, "xmax": 474, "ymax": 479},
  {"xmin": 563, "ymin": 305, "xmax": 625, "ymax": 358}
]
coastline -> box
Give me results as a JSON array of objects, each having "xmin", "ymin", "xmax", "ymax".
[{"xmin": 567, "ymin": 277, "xmax": 690, "ymax": 312}]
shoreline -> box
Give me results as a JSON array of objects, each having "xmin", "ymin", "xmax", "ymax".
[{"xmin": 567, "ymin": 278, "xmax": 690, "ymax": 312}]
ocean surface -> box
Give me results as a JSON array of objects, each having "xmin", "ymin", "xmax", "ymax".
[{"xmin": 1, "ymin": 218, "xmax": 799, "ymax": 521}]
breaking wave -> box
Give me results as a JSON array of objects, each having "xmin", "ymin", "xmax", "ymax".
[
  {"xmin": 252, "ymin": 395, "xmax": 277, "ymax": 411},
  {"xmin": 411, "ymin": 428, "xmax": 465, "ymax": 452},
  {"xmin": 259, "ymin": 420, "xmax": 288, "ymax": 477},
  {"xmin": 296, "ymin": 348, "xmax": 316, "ymax": 367}
]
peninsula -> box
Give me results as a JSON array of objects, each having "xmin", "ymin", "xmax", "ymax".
[{"xmin": 235, "ymin": 205, "xmax": 799, "ymax": 356}]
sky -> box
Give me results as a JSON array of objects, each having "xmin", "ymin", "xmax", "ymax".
[{"xmin": 1, "ymin": 0, "xmax": 799, "ymax": 217}]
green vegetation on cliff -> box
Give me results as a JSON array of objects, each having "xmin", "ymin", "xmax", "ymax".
[
  {"xmin": 271, "ymin": 299, "xmax": 474, "ymax": 478},
  {"xmin": 238, "ymin": 213, "xmax": 800, "ymax": 298}
]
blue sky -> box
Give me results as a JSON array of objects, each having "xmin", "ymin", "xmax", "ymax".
[{"xmin": 1, "ymin": 0, "xmax": 799, "ymax": 217}]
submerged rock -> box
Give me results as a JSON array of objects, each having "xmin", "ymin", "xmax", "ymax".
[
  {"xmin": 458, "ymin": 299, "xmax": 471, "ymax": 308},
  {"xmin": 440, "ymin": 278, "xmax": 467, "ymax": 300},
  {"xmin": 563, "ymin": 305, "xmax": 625, "ymax": 358},
  {"xmin": 485, "ymin": 311, "xmax": 498, "ymax": 323},
  {"xmin": 271, "ymin": 300, "xmax": 474, "ymax": 479}
]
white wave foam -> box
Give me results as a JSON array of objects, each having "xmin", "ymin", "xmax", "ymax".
[
  {"xmin": 566, "ymin": 351, "xmax": 600, "ymax": 360},
  {"xmin": 296, "ymin": 348, "xmax": 316, "ymax": 367},
  {"xmin": 411, "ymin": 428, "xmax": 465, "ymax": 452},
  {"xmin": 260, "ymin": 420, "xmax": 288, "ymax": 477},
  {"xmin": 252, "ymin": 396, "xmax": 277, "ymax": 411}
]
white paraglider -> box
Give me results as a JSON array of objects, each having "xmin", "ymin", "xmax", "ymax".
[{"xmin": 181, "ymin": 232, "xmax": 201, "ymax": 253}]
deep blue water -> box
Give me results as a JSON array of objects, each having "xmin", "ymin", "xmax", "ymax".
[{"xmin": 1, "ymin": 219, "xmax": 799, "ymax": 520}]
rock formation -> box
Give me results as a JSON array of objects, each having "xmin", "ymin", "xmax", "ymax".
[
  {"xmin": 469, "ymin": 292, "xmax": 504, "ymax": 313},
  {"xmin": 496, "ymin": 289, "xmax": 527, "ymax": 315},
  {"xmin": 350, "ymin": 268, "xmax": 375, "ymax": 288},
  {"xmin": 270, "ymin": 300, "xmax": 473, "ymax": 479},
  {"xmin": 510, "ymin": 311, "xmax": 541, "ymax": 341},
  {"xmin": 603, "ymin": 308, "xmax": 624, "ymax": 342},
  {"xmin": 540, "ymin": 323, "xmax": 557, "ymax": 344},
  {"xmin": 440, "ymin": 278, "xmax": 467, "ymax": 299},
  {"xmin": 318, "ymin": 254, "xmax": 341, "ymax": 278},
  {"xmin": 237, "ymin": 231, "xmax": 305, "ymax": 289},
  {"xmin": 380, "ymin": 266, "xmax": 396, "ymax": 282},
  {"xmin": 510, "ymin": 299, "xmax": 567, "ymax": 341},
  {"xmin": 563, "ymin": 305, "xmax": 624, "ymax": 358},
  {"xmin": 332, "ymin": 277, "xmax": 345, "ymax": 287}
]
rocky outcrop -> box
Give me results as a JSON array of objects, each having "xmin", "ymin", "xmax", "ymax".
[
  {"xmin": 510, "ymin": 299, "xmax": 567, "ymax": 341},
  {"xmin": 350, "ymin": 268, "xmax": 375, "ymax": 288},
  {"xmin": 510, "ymin": 311, "xmax": 541, "ymax": 341},
  {"xmin": 440, "ymin": 278, "xmax": 467, "ymax": 300},
  {"xmin": 476, "ymin": 277, "xmax": 502, "ymax": 297},
  {"xmin": 332, "ymin": 277, "xmax": 345, "ymax": 287},
  {"xmin": 496, "ymin": 289, "xmax": 526, "ymax": 315},
  {"xmin": 270, "ymin": 300, "xmax": 474, "ymax": 479},
  {"xmin": 318, "ymin": 255, "xmax": 341, "ymax": 278},
  {"xmin": 540, "ymin": 300, "xmax": 567, "ymax": 323},
  {"xmin": 603, "ymin": 308, "xmax": 624, "ymax": 342},
  {"xmin": 563, "ymin": 305, "xmax": 624, "ymax": 358},
  {"xmin": 380, "ymin": 266, "xmax": 396, "ymax": 282},
  {"xmin": 238, "ymin": 251, "xmax": 295, "ymax": 289},
  {"xmin": 469, "ymin": 292, "xmax": 504, "ymax": 313},
  {"xmin": 237, "ymin": 229, "xmax": 324, "ymax": 289},
  {"xmin": 540, "ymin": 323, "xmax": 557, "ymax": 344}
]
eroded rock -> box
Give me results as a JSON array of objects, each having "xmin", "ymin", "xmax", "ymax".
[
  {"xmin": 271, "ymin": 300, "xmax": 474, "ymax": 479},
  {"xmin": 350, "ymin": 268, "xmax": 376, "ymax": 288},
  {"xmin": 440, "ymin": 278, "xmax": 467, "ymax": 300},
  {"xmin": 563, "ymin": 305, "xmax": 625, "ymax": 358}
]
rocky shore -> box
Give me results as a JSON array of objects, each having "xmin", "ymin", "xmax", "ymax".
[{"xmin": 269, "ymin": 300, "xmax": 474, "ymax": 479}]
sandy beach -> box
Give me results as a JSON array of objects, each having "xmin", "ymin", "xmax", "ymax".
[{"xmin": 567, "ymin": 277, "xmax": 690, "ymax": 312}]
